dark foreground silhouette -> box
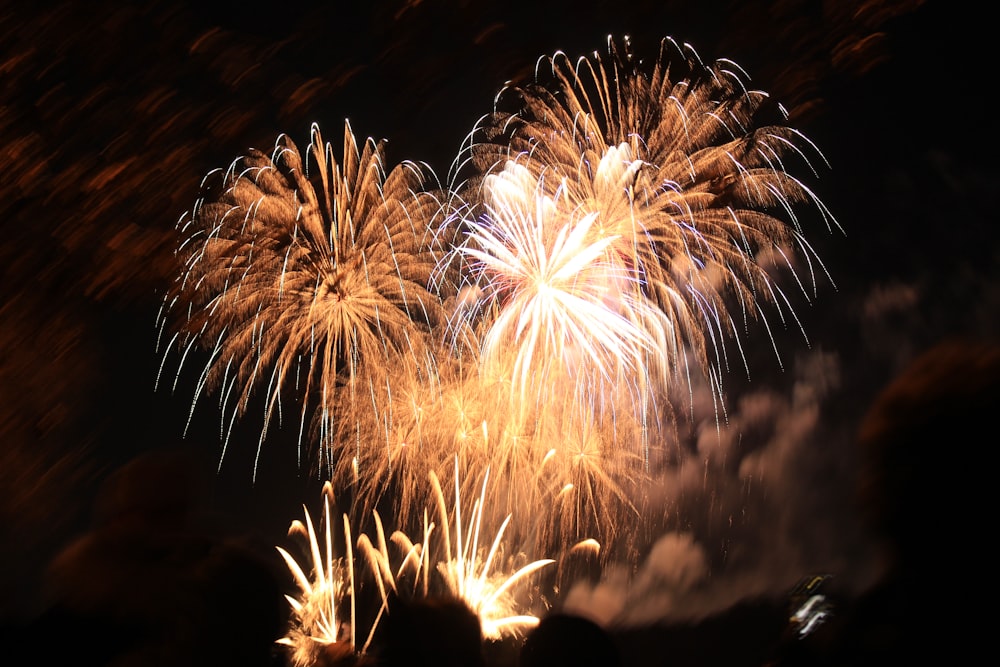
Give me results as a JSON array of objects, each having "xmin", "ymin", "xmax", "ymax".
[
  {"xmin": 520, "ymin": 613, "xmax": 621, "ymax": 667},
  {"xmin": 20, "ymin": 449, "xmax": 288, "ymax": 667}
]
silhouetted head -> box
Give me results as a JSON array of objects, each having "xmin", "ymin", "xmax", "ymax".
[
  {"xmin": 34, "ymin": 448, "xmax": 286, "ymax": 667},
  {"xmin": 92, "ymin": 448, "xmax": 207, "ymax": 532},
  {"xmin": 857, "ymin": 338, "xmax": 1000, "ymax": 574},
  {"xmin": 375, "ymin": 595, "xmax": 484, "ymax": 667},
  {"xmin": 315, "ymin": 641, "xmax": 376, "ymax": 667},
  {"xmin": 520, "ymin": 613, "xmax": 621, "ymax": 667}
]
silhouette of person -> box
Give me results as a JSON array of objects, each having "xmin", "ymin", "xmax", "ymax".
[
  {"xmin": 782, "ymin": 338, "xmax": 1000, "ymax": 666},
  {"xmin": 371, "ymin": 594, "xmax": 485, "ymax": 667},
  {"xmin": 520, "ymin": 612, "xmax": 621, "ymax": 667},
  {"xmin": 313, "ymin": 641, "xmax": 377, "ymax": 667},
  {"xmin": 29, "ymin": 448, "xmax": 287, "ymax": 666}
]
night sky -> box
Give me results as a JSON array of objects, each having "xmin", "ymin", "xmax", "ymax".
[{"xmin": 1, "ymin": 1, "xmax": 995, "ymax": 665}]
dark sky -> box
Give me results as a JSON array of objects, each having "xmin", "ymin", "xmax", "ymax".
[{"xmin": 1, "ymin": 0, "xmax": 996, "ymax": 663}]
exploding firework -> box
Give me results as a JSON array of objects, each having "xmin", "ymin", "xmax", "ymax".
[
  {"xmin": 426, "ymin": 460, "xmax": 555, "ymax": 640},
  {"xmin": 276, "ymin": 482, "xmax": 361, "ymax": 666},
  {"xmin": 161, "ymin": 33, "xmax": 839, "ymax": 565},
  {"xmin": 460, "ymin": 160, "xmax": 666, "ymax": 404},
  {"xmin": 445, "ymin": 34, "xmax": 839, "ymax": 548},
  {"xmin": 357, "ymin": 458, "xmax": 560, "ymax": 640},
  {"xmin": 282, "ymin": 466, "xmax": 557, "ymax": 663},
  {"xmin": 461, "ymin": 34, "xmax": 838, "ymax": 406},
  {"xmin": 156, "ymin": 121, "xmax": 460, "ymax": 481}
]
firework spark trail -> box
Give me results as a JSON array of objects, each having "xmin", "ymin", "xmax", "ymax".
[
  {"xmin": 157, "ymin": 121, "xmax": 458, "ymax": 481},
  {"xmin": 428, "ymin": 460, "xmax": 555, "ymax": 640},
  {"xmin": 276, "ymin": 482, "xmax": 360, "ymax": 667}
]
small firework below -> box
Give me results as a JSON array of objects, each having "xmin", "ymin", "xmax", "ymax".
[
  {"xmin": 428, "ymin": 459, "xmax": 556, "ymax": 640},
  {"xmin": 276, "ymin": 481, "xmax": 361, "ymax": 667}
]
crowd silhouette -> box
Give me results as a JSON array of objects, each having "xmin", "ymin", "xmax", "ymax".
[{"xmin": 20, "ymin": 449, "xmax": 287, "ymax": 666}]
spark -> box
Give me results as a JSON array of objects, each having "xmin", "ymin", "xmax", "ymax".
[
  {"xmin": 429, "ymin": 459, "xmax": 555, "ymax": 640},
  {"xmin": 275, "ymin": 481, "xmax": 360, "ymax": 666}
]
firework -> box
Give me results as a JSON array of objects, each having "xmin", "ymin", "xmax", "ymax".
[
  {"xmin": 461, "ymin": 160, "xmax": 668, "ymax": 407},
  {"xmin": 161, "ymin": 33, "xmax": 839, "ymax": 565},
  {"xmin": 355, "ymin": 505, "xmax": 430, "ymax": 624},
  {"xmin": 294, "ymin": 463, "xmax": 556, "ymax": 651},
  {"xmin": 359, "ymin": 458, "xmax": 561, "ymax": 640},
  {"xmin": 460, "ymin": 34, "xmax": 838, "ymax": 411},
  {"xmin": 427, "ymin": 460, "xmax": 555, "ymax": 640},
  {"xmin": 441, "ymin": 35, "xmax": 839, "ymax": 551},
  {"xmin": 276, "ymin": 482, "xmax": 360, "ymax": 666},
  {"xmin": 157, "ymin": 121, "xmax": 459, "ymax": 480}
]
